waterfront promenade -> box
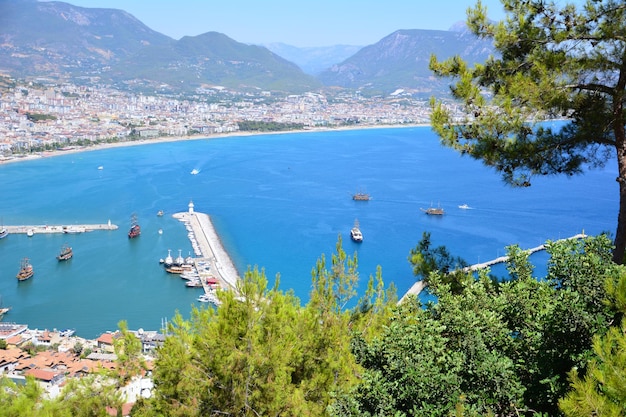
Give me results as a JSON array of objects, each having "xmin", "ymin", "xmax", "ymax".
[{"xmin": 173, "ymin": 211, "xmax": 239, "ymax": 293}]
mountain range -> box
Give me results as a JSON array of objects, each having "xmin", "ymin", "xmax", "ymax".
[{"xmin": 0, "ymin": 0, "xmax": 495, "ymax": 97}]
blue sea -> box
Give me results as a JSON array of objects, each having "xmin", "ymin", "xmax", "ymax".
[{"xmin": 0, "ymin": 125, "xmax": 618, "ymax": 339}]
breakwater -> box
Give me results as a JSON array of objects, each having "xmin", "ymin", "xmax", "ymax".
[
  {"xmin": 4, "ymin": 223, "xmax": 118, "ymax": 235},
  {"xmin": 398, "ymin": 232, "xmax": 588, "ymax": 304},
  {"xmin": 172, "ymin": 211, "xmax": 240, "ymax": 292}
]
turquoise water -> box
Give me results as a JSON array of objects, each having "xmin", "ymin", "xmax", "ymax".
[{"xmin": 0, "ymin": 126, "xmax": 618, "ymax": 338}]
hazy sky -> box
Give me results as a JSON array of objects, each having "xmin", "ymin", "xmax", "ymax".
[{"xmin": 58, "ymin": 0, "xmax": 511, "ymax": 47}]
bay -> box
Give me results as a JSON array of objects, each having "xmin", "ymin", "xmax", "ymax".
[{"xmin": 0, "ymin": 125, "xmax": 617, "ymax": 338}]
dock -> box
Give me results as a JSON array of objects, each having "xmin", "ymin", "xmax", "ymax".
[
  {"xmin": 173, "ymin": 211, "xmax": 239, "ymax": 293},
  {"xmin": 398, "ymin": 232, "xmax": 588, "ymax": 303},
  {"xmin": 4, "ymin": 222, "xmax": 118, "ymax": 235}
]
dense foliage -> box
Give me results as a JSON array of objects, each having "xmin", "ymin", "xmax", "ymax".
[{"xmin": 1, "ymin": 234, "xmax": 624, "ymax": 416}]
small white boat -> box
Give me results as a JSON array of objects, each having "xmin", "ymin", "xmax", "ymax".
[
  {"xmin": 190, "ymin": 169, "xmax": 200, "ymax": 175},
  {"xmin": 458, "ymin": 204, "xmax": 471, "ymax": 209},
  {"xmin": 350, "ymin": 219, "xmax": 363, "ymax": 242},
  {"xmin": 97, "ymin": 166, "xmax": 103, "ymax": 170},
  {"xmin": 197, "ymin": 291, "xmax": 221, "ymax": 306}
]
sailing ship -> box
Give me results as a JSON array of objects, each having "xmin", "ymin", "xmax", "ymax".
[
  {"xmin": 352, "ymin": 190, "xmax": 370, "ymax": 201},
  {"xmin": 350, "ymin": 219, "xmax": 363, "ymax": 242},
  {"xmin": 128, "ymin": 213, "xmax": 141, "ymax": 238},
  {"xmin": 57, "ymin": 244, "xmax": 73, "ymax": 261},
  {"xmin": 421, "ymin": 205, "xmax": 444, "ymax": 215},
  {"xmin": 16, "ymin": 258, "xmax": 34, "ymax": 281}
]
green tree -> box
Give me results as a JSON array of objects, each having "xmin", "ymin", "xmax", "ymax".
[
  {"xmin": 429, "ymin": 0, "xmax": 626, "ymax": 263},
  {"xmin": 559, "ymin": 268, "xmax": 626, "ymax": 416},
  {"xmin": 113, "ymin": 320, "xmax": 146, "ymax": 386},
  {"xmin": 134, "ymin": 237, "xmax": 382, "ymax": 416}
]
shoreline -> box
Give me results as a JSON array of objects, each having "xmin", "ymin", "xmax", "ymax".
[{"xmin": 0, "ymin": 123, "xmax": 428, "ymax": 166}]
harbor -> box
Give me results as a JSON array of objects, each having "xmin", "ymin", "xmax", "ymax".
[{"xmin": 172, "ymin": 203, "xmax": 240, "ymax": 296}]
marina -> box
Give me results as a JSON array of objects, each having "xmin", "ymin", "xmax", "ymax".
[{"xmin": 172, "ymin": 212, "xmax": 239, "ymax": 292}]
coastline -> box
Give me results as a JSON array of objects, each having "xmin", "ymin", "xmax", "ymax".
[{"xmin": 0, "ymin": 123, "xmax": 427, "ymax": 166}]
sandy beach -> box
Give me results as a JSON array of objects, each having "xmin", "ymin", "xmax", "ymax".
[{"xmin": 0, "ymin": 124, "xmax": 425, "ymax": 166}]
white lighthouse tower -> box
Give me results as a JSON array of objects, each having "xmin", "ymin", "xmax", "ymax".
[{"xmin": 188, "ymin": 200, "xmax": 195, "ymax": 215}]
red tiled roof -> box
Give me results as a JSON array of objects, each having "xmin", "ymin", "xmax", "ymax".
[
  {"xmin": 97, "ymin": 333, "xmax": 115, "ymax": 345},
  {"xmin": 25, "ymin": 368, "xmax": 57, "ymax": 382}
]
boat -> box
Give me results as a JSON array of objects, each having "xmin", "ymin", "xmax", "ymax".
[
  {"xmin": 165, "ymin": 265, "xmax": 184, "ymax": 274},
  {"xmin": 97, "ymin": 166, "xmax": 103, "ymax": 170},
  {"xmin": 197, "ymin": 291, "xmax": 221, "ymax": 306},
  {"xmin": 190, "ymin": 169, "xmax": 200, "ymax": 175},
  {"xmin": 163, "ymin": 249, "xmax": 174, "ymax": 266},
  {"xmin": 157, "ymin": 210, "xmax": 164, "ymax": 217},
  {"xmin": 16, "ymin": 258, "xmax": 34, "ymax": 281},
  {"xmin": 128, "ymin": 214, "xmax": 141, "ymax": 238},
  {"xmin": 174, "ymin": 249, "xmax": 185, "ymax": 266},
  {"xmin": 421, "ymin": 206, "xmax": 444, "ymax": 215},
  {"xmin": 0, "ymin": 296, "xmax": 11, "ymax": 320},
  {"xmin": 57, "ymin": 244, "xmax": 73, "ymax": 261},
  {"xmin": 458, "ymin": 204, "xmax": 471, "ymax": 210},
  {"xmin": 350, "ymin": 219, "xmax": 363, "ymax": 242},
  {"xmin": 0, "ymin": 226, "xmax": 7, "ymax": 239},
  {"xmin": 352, "ymin": 191, "xmax": 370, "ymax": 201},
  {"xmin": 26, "ymin": 229, "xmax": 34, "ymax": 237},
  {"xmin": 59, "ymin": 328, "xmax": 75, "ymax": 337},
  {"xmin": 186, "ymin": 279, "xmax": 203, "ymax": 287}
]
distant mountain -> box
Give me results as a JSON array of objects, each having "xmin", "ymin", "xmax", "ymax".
[
  {"xmin": 317, "ymin": 28, "xmax": 495, "ymax": 97},
  {"xmin": 0, "ymin": 1, "xmax": 493, "ymax": 96},
  {"xmin": 263, "ymin": 43, "xmax": 363, "ymax": 75},
  {"xmin": 113, "ymin": 32, "xmax": 321, "ymax": 93},
  {"xmin": 0, "ymin": 0, "xmax": 172, "ymax": 76},
  {"xmin": 0, "ymin": 0, "xmax": 320, "ymax": 93}
]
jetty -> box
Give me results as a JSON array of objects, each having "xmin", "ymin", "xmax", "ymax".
[
  {"xmin": 3, "ymin": 222, "xmax": 118, "ymax": 235},
  {"xmin": 173, "ymin": 204, "xmax": 239, "ymax": 293},
  {"xmin": 398, "ymin": 232, "xmax": 588, "ymax": 304}
]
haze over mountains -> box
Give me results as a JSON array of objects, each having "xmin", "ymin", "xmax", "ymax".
[{"xmin": 0, "ymin": 0, "xmax": 495, "ymax": 97}]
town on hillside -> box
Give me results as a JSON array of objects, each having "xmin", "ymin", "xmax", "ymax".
[
  {"xmin": 0, "ymin": 322, "xmax": 159, "ymax": 411},
  {"xmin": 0, "ymin": 79, "xmax": 465, "ymax": 159}
]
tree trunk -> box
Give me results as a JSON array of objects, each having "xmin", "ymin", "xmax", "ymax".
[{"xmin": 612, "ymin": 103, "xmax": 626, "ymax": 264}]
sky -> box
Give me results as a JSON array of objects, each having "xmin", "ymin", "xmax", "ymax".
[{"xmin": 55, "ymin": 0, "xmax": 511, "ymax": 47}]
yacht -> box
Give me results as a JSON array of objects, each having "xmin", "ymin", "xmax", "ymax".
[{"xmin": 350, "ymin": 219, "xmax": 363, "ymax": 242}]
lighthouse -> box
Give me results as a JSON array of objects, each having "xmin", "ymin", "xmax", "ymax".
[{"xmin": 188, "ymin": 200, "xmax": 195, "ymax": 215}]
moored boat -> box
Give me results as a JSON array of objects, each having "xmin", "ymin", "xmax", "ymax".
[
  {"xmin": 350, "ymin": 219, "xmax": 363, "ymax": 242},
  {"xmin": 128, "ymin": 213, "xmax": 141, "ymax": 238},
  {"xmin": 0, "ymin": 227, "xmax": 7, "ymax": 239},
  {"xmin": 57, "ymin": 244, "xmax": 73, "ymax": 261},
  {"xmin": 165, "ymin": 265, "xmax": 184, "ymax": 274},
  {"xmin": 17, "ymin": 258, "xmax": 34, "ymax": 281}
]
